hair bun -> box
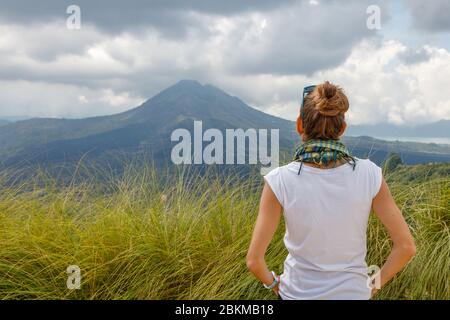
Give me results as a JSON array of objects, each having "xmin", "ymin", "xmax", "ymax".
[{"xmin": 312, "ymin": 81, "xmax": 348, "ymax": 117}]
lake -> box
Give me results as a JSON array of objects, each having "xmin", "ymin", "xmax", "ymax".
[{"xmin": 373, "ymin": 136, "xmax": 450, "ymax": 145}]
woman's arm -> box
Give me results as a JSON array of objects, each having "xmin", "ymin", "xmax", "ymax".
[
  {"xmin": 246, "ymin": 183, "xmax": 283, "ymax": 294},
  {"xmin": 371, "ymin": 178, "xmax": 416, "ymax": 296}
]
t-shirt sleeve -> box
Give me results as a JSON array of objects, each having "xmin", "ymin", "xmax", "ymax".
[
  {"xmin": 263, "ymin": 167, "xmax": 284, "ymax": 207},
  {"xmin": 369, "ymin": 161, "xmax": 383, "ymax": 199}
]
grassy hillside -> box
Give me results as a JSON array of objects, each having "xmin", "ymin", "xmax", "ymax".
[
  {"xmin": 386, "ymin": 162, "xmax": 450, "ymax": 184},
  {"xmin": 0, "ymin": 163, "xmax": 448, "ymax": 300}
]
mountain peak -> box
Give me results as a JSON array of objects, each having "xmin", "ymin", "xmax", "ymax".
[
  {"xmin": 126, "ymin": 79, "xmax": 290, "ymax": 131},
  {"xmin": 148, "ymin": 79, "xmax": 232, "ymax": 105},
  {"xmin": 173, "ymin": 79, "xmax": 204, "ymax": 89}
]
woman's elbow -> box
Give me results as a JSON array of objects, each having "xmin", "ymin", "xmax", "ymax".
[
  {"xmin": 246, "ymin": 259, "xmax": 256, "ymax": 273},
  {"xmin": 398, "ymin": 241, "xmax": 417, "ymax": 259},
  {"xmin": 406, "ymin": 243, "xmax": 417, "ymax": 258},
  {"xmin": 246, "ymin": 255, "xmax": 262, "ymax": 273}
]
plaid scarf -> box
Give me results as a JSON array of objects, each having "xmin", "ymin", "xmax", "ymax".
[{"xmin": 293, "ymin": 139, "xmax": 356, "ymax": 174}]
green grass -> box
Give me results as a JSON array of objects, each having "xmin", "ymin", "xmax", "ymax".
[{"xmin": 0, "ymin": 164, "xmax": 448, "ymax": 300}]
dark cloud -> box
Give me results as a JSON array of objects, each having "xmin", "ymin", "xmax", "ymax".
[
  {"xmin": 404, "ymin": 0, "xmax": 450, "ymax": 32},
  {"xmin": 226, "ymin": 0, "xmax": 389, "ymax": 75},
  {"xmin": 0, "ymin": 0, "xmax": 390, "ymax": 81},
  {"xmin": 398, "ymin": 48, "xmax": 431, "ymax": 65},
  {"xmin": 6, "ymin": 0, "xmax": 431, "ymax": 122},
  {"xmin": 0, "ymin": 0, "xmax": 296, "ymax": 37}
]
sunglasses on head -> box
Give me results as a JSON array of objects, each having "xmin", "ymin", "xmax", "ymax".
[{"xmin": 300, "ymin": 85, "xmax": 316, "ymax": 119}]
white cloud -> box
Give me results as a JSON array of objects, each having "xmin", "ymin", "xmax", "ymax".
[
  {"xmin": 328, "ymin": 41, "xmax": 450, "ymax": 125},
  {"xmin": 0, "ymin": 80, "xmax": 144, "ymax": 118},
  {"xmin": 99, "ymin": 89, "xmax": 143, "ymax": 108},
  {"xmin": 225, "ymin": 40, "xmax": 450, "ymax": 126}
]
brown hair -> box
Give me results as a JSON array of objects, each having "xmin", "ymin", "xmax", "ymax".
[{"xmin": 301, "ymin": 81, "xmax": 349, "ymax": 140}]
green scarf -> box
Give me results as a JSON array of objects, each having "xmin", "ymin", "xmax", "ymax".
[{"xmin": 293, "ymin": 139, "xmax": 356, "ymax": 174}]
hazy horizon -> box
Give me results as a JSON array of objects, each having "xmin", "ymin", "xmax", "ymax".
[{"xmin": 0, "ymin": 79, "xmax": 449, "ymax": 128}]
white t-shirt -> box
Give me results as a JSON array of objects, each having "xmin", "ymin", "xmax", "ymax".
[{"xmin": 264, "ymin": 158, "xmax": 382, "ymax": 300}]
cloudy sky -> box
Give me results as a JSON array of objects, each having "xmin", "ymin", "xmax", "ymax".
[{"xmin": 0, "ymin": 0, "xmax": 449, "ymax": 125}]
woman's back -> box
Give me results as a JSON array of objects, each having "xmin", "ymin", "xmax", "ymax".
[
  {"xmin": 264, "ymin": 158, "xmax": 382, "ymax": 299},
  {"xmin": 247, "ymin": 81, "xmax": 415, "ymax": 300}
]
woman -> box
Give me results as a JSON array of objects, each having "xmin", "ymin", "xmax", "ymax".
[{"xmin": 246, "ymin": 81, "xmax": 416, "ymax": 300}]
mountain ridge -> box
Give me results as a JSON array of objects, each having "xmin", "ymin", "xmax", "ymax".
[
  {"xmin": 346, "ymin": 119, "xmax": 450, "ymax": 138},
  {"xmin": 1, "ymin": 80, "xmax": 450, "ymax": 169},
  {"xmin": 0, "ymin": 80, "xmax": 296, "ymax": 168}
]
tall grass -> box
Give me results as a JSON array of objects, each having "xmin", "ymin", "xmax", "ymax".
[{"xmin": 0, "ymin": 164, "xmax": 448, "ymax": 300}]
